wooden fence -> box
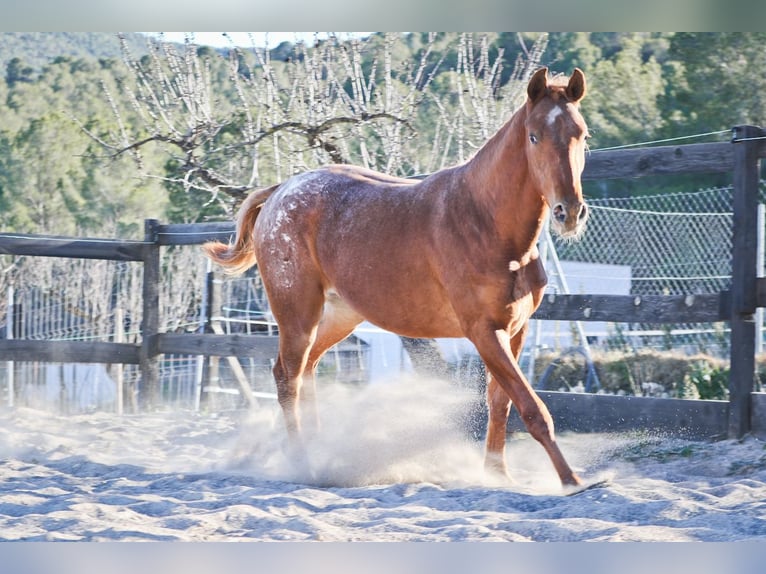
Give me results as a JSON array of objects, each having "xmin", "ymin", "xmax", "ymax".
[{"xmin": 2, "ymin": 125, "xmax": 766, "ymax": 440}]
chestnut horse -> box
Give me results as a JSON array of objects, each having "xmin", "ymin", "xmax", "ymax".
[{"xmin": 204, "ymin": 67, "xmax": 590, "ymax": 487}]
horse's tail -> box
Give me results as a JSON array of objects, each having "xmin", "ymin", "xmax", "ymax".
[{"xmin": 202, "ymin": 184, "xmax": 280, "ymax": 275}]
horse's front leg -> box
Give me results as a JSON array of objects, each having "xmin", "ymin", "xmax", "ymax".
[
  {"xmin": 472, "ymin": 324, "xmax": 581, "ymax": 487},
  {"xmin": 483, "ymin": 325, "xmax": 528, "ymax": 479}
]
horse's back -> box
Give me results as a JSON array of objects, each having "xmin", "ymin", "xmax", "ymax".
[
  {"xmin": 252, "ymin": 166, "xmax": 469, "ymax": 337},
  {"xmin": 258, "ymin": 164, "xmax": 434, "ymax": 237}
]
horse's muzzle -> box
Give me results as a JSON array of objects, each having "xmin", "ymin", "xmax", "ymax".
[{"xmin": 552, "ymin": 201, "xmax": 588, "ymax": 238}]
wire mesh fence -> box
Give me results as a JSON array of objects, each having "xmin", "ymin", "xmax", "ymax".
[
  {"xmin": 2, "ymin": 182, "xmax": 765, "ymax": 411},
  {"xmin": 545, "ymin": 184, "xmax": 766, "ymax": 358}
]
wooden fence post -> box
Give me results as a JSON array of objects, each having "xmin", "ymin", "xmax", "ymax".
[
  {"xmin": 5, "ymin": 285, "xmax": 14, "ymax": 407},
  {"xmin": 140, "ymin": 219, "xmax": 161, "ymax": 409},
  {"xmin": 728, "ymin": 125, "xmax": 763, "ymax": 439},
  {"xmin": 200, "ymin": 270, "xmax": 258, "ymax": 408},
  {"xmin": 200, "ymin": 270, "xmax": 220, "ymax": 408},
  {"xmin": 113, "ymin": 307, "xmax": 125, "ymax": 415}
]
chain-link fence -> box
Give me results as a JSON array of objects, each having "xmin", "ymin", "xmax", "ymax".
[
  {"xmin": 0, "ymin": 248, "xmax": 208, "ymax": 412},
  {"xmin": 2, "ymin": 183, "xmax": 765, "ymax": 411},
  {"xmin": 544, "ymin": 183, "xmax": 766, "ymax": 358}
]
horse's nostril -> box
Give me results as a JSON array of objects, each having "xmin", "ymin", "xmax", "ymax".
[
  {"xmin": 553, "ymin": 204, "xmax": 566, "ymax": 223},
  {"xmin": 578, "ymin": 203, "xmax": 588, "ymax": 221}
]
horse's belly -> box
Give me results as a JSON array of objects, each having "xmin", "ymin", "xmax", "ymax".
[
  {"xmin": 363, "ymin": 307, "xmax": 465, "ymax": 339},
  {"xmin": 330, "ymin": 280, "xmax": 465, "ymax": 339}
]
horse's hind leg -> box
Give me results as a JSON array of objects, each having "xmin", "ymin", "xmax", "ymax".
[
  {"xmin": 300, "ymin": 294, "xmax": 363, "ymax": 434},
  {"xmin": 484, "ymin": 373, "xmax": 512, "ymax": 478},
  {"xmin": 267, "ymin": 277, "xmax": 325, "ymax": 455}
]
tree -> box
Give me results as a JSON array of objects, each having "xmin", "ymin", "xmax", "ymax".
[
  {"xmin": 0, "ymin": 115, "xmax": 87, "ymax": 234},
  {"xmin": 582, "ymin": 34, "xmax": 666, "ymax": 149},
  {"xmin": 84, "ymin": 32, "xmax": 547, "ymax": 379},
  {"xmin": 5, "ymin": 57, "xmax": 34, "ymax": 87},
  {"xmin": 667, "ymin": 33, "xmax": 766, "ymax": 133},
  {"xmin": 0, "ymin": 53, "xmax": 169, "ymax": 236},
  {"xmin": 543, "ymin": 32, "xmax": 601, "ymax": 75},
  {"xmin": 86, "ymin": 33, "xmax": 450, "ymax": 216}
]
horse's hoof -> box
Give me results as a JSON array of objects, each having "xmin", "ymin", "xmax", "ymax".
[
  {"xmin": 563, "ymin": 478, "xmax": 611, "ymax": 496},
  {"xmin": 562, "ymin": 473, "xmax": 583, "ymax": 487},
  {"xmin": 483, "ymin": 463, "xmax": 514, "ymax": 486}
]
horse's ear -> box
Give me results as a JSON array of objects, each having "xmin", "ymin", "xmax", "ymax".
[
  {"xmin": 565, "ymin": 68, "xmax": 586, "ymax": 103},
  {"xmin": 527, "ymin": 67, "xmax": 549, "ymax": 103}
]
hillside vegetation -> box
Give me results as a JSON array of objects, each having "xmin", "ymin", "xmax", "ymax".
[{"xmin": 0, "ymin": 32, "xmax": 764, "ymax": 238}]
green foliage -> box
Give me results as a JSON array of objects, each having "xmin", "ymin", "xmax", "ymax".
[
  {"xmin": 0, "ymin": 32, "xmax": 148, "ymax": 74},
  {"xmin": 163, "ymin": 159, "xmax": 228, "ymax": 224},
  {"xmin": 683, "ymin": 361, "xmax": 729, "ymax": 400},
  {"xmin": 544, "ymin": 33, "xmax": 602, "ymax": 77},
  {"xmin": 534, "ymin": 349, "xmax": 729, "ymax": 399},
  {"xmin": 5, "ymin": 57, "xmax": 33, "ymax": 86},
  {"xmin": 0, "ymin": 40, "xmax": 167, "ymax": 237},
  {"xmin": 1, "ymin": 32, "xmax": 765, "ymax": 236},
  {"xmin": 582, "ymin": 34, "xmax": 666, "ymax": 150},
  {"xmin": 604, "ymin": 322, "xmax": 630, "ymax": 352},
  {"xmin": 667, "ymin": 33, "xmax": 766, "ymax": 133}
]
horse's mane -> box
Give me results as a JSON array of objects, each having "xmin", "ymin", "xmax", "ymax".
[{"xmin": 543, "ymin": 72, "xmax": 585, "ymax": 103}]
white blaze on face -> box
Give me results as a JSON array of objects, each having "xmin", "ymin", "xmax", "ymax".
[{"xmin": 546, "ymin": 105, "xmax": 563, "ymax": 126}]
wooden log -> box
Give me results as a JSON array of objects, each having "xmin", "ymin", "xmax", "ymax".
[
  {"xmin": 533, "ymin": 292, "xmax": 727, "ymax": 323},
  {"xmin": 154, "ymin": 222, "xmax": 235, "ymax": 246},
  {"xmin": 157, "ymin": 333, "xmax": 279, "ymax": 361},
  {"xmin": 0, "ymin": 234, "xmax": 145, "ymax": 261},
  {"xmin": 509, "ymin": 391, "xmax": 729, "ymax": 439},
  {"xmin": 0, "ymin": 340, "xmax": 140, "ymax": 364},
  {"xmin": 210, "ymin": 323, "xmax": 258, "ymax": 407},
  {"xmin": 583, "ymin": 142, "xmax": 734, "ymax": 180},
  {"xmin": 201, "ymin": 271, "xmax": 222, "ymax": 409},
  {"xmin": 113, "ymin": 307, "xmax": 125, "ymax": 415}
]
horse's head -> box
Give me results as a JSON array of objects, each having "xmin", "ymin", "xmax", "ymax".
[{"xmin": 524, "ymin": 67, "xmax": 589, "ymax": 240}]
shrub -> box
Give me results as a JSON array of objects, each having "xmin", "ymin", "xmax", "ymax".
[
  {"xmin": 683, "ymin": 361, "xmax": 729, "ymax": 400},
  {"xmin": 533, "ymin": 349, "xmax": 729, "ymax": 399}
]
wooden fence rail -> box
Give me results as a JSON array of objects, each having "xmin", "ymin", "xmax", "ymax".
[
  {"xmin": 0, "ymin": 233, "xmax": 146, "ymax": 261},
  {"xmin": 2, "ymin": 125, "xmax": 766, "ymax": 440}
]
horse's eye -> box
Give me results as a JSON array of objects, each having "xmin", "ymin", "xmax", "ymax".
[{"xmin": 529, "ymin": 134, "xmax": 538, "ymax": 144}]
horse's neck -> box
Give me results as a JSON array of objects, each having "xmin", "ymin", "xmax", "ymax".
[{"xmin": 462, "ymin": 108, "xmax": 547, "ymax": 256}]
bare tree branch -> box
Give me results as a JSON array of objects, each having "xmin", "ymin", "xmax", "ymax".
[{"xmin": 81, "ymin": 33, "xmax": 547, "ymax": 212}]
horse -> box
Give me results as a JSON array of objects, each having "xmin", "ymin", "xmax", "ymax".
[{"xmin": 204, "ymin": 67, "xmax": 590, "ymax": 487}]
